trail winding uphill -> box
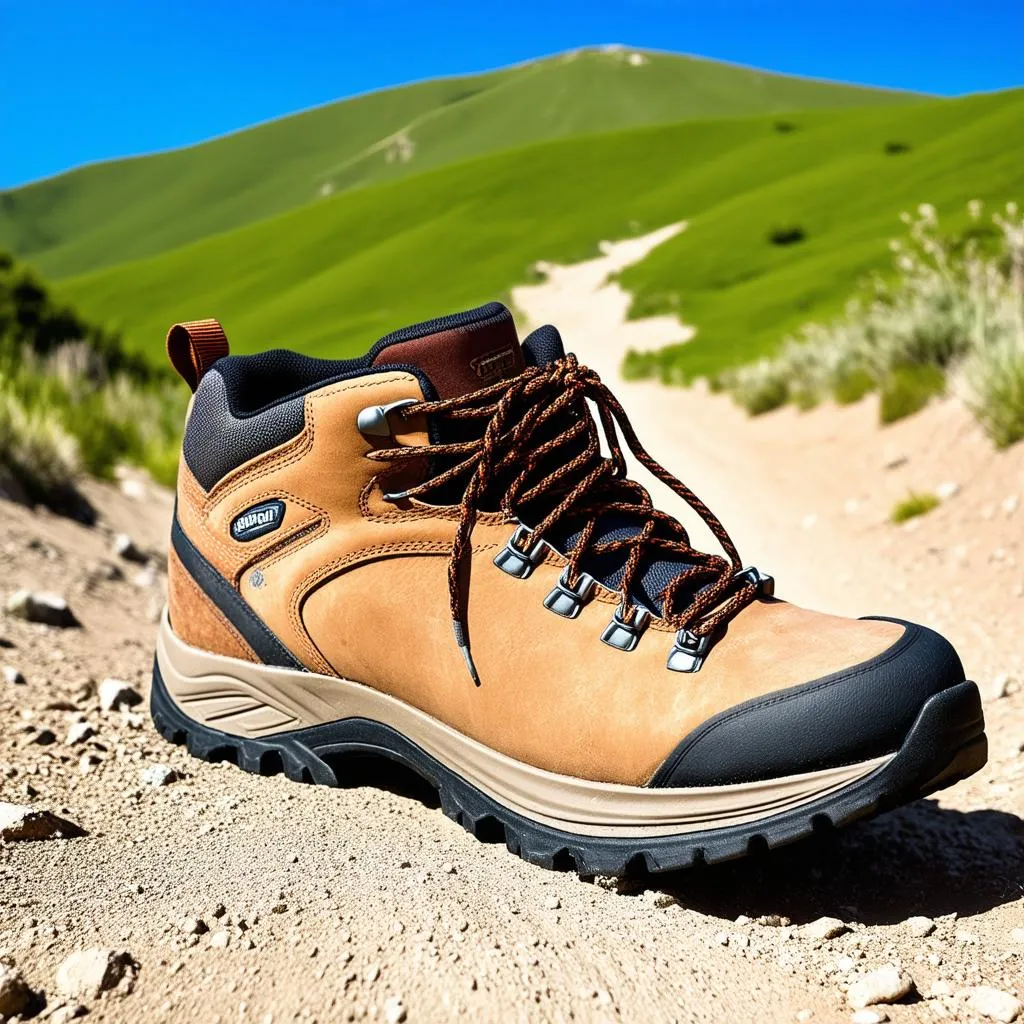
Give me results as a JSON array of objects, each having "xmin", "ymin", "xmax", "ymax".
[{"xmin": 0, "ymin": 235, "xmax": 1021, "ymax": 1023}]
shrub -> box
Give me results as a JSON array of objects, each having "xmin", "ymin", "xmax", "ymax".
[
  {"xmin": 879, "ymin": 364, "xmax": 945, "ymax": 424},
  {"xmin": 774, "ymin": 121, "xmax": 797, "ymax": 134},
  {"xmin": 890, "ymin": 491, "xmax": 939, "ymax": 524},
  {"xmin": 722, "ymin": 201, "xmax": 1024, "ymax": 445},
  {"xmin": 768, "ymin": 225, "xmax": 806, "ymax": 246},
  {"xmin": 885, "ymin": 141, "xmax": 911, "ymax": 155}
]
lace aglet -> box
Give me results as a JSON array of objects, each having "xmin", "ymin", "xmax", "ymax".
[{"xmin": 452, "ymin": 618, "xmax": 481, "ymax": 686}]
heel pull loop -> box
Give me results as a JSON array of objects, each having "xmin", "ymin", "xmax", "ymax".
[{"xmin": 166, "ymin": 319, "xmax": 230, "ymax": 392}]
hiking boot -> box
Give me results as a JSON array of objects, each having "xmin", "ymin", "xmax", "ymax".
[{"xmin": 154, "ymin": 302, "xmax": 986, "ymax": 874}]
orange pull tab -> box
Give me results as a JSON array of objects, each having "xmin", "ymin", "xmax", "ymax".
[{"xmin": 166, "ymin": 319, "xmax": 230, "ymax": 392}]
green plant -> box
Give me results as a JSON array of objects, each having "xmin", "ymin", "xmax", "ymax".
[
  {"xmin": 879, "ymin": 364, "xmax": 946, "ymax": 423},
  {"xmin": 890, "ymin": 491, "xmax": 940, "ymax": 524},
  {"xmin": 885, "ymin": 141, "xmax": 911, "ymax": 154},
  {"xmin": 768, "ymin": 225, "xmax": 806, "ymax": 246}
]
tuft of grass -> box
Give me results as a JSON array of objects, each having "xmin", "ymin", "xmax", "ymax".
[
  {"xmin": 879, "ymin": 364, "xmax": 946, "ymax": 423},
  {"xmin": 768, "ymin": 225, "xmax": 806, "ymax": 246},
  {"xmin": 890, "ymin": 491, "xmax": 940, "ymax": 524},
  {"xmin": 885, "ymin": 141, "xmax": 912, "ymax": 154},
  {"xmin": 832, "ymin": 367, "xmax": 875, "ymax": 405}
]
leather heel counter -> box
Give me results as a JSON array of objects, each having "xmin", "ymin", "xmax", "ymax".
[{"xmin": 167, "ymin": 547, "xmax": 258, "ymax": 663}]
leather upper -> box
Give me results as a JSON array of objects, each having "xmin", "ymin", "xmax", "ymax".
[{"xmin": 170, "ymin": 371, "xmax": 961, "ymax": 788}]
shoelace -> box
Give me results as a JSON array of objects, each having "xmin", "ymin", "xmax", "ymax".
[{"xmin": 368, "ymin": 354, "xmax": 759, "ymax": 681}]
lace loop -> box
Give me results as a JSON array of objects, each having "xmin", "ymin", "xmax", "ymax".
[{"xmin": 369, "ymin": 355, "xmax": 759, "ymax": 678}]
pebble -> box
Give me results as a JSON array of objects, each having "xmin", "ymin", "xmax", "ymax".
[
  {"xmin": 0, "ymin": 963, "xmax": 33, "ymax": 1017},
  {"xmin": 903, "ymin": 916, "xmax": 935, "ymax": 938},
  {"xmin": 113, "ymin": 533, "xmax": 148, "ymax": 564},
  {"xmin": 757, "ymin": 915, "xmax": 791, "ymax": 927},
  {"xmin": 141, "ymin": 764, "xmax": 177, "ymax": 787},
  {"xmin": 544, "ymin": 895, "xmax": 561, "ymax": 910},
  {"xmin": 1011, "ymin": 928, "xmax": 1024, "ymax": 944},
  {"xmin": 963, "ymin": 987, "xmax": 1022, "ymax": 1023},
  {"xmin": 99, "ymin": 678, "xmax": 142, "ymax": 711},
  {"xmin": 851, "ymin": 1011, "xmax": 888, "ymax": 1024},
  {"xmin": 50, "ymin": 1005, "xmax": 87, "ymax": 1024},
  {"xmin": 0, "ymin": 802, "xmax": 81, "ymax": 842},
  {"xmin": 5, "ymin": 589, "xmax": 79, "ymax": 627},
  {"xmin": 209, "ymin": 931, "xmax": 230, "ymax": 949},
  {"xmin": 847, "ymin": 967, "xmax": 914, "ymax": 1009},
  {"xmin": 987, "ymin": 673, "xmax": 1013, "ymax": 700},
  {"xmin": 936, "ymin": 481, "xmax": 961, "ymax": 500},
  {"xmin": 66, "ymin": 722, "xmax": 95, "ymax": 746},
  {"xmin": 180, "ymin": 918, "xmax": 208, "ymax": 936},
  {"xmin": 3, "ymin": 664, "xmax": 27, "ymax": 685},
  {"xmin": 55, "ymin": 949, "xmax": 134, "ymax": 999},
  {"xmin": 803, "ymin": 917, "xmax": 849, "ymax": 941},
  {"xmin": 384, "ymin": 995, "xmax": 407, "ymax": 1024}
]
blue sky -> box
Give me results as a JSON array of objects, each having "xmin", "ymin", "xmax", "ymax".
[{"xmin": 2, "ymin": 0, "xmax": 1022, "ymax": 188}]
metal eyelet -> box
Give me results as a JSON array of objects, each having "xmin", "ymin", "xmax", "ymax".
[
  {"xmin": 493, "ymin": 524, "xmax": 548, "ymax": 579},
  {"xmin": 735, "ymin": 565, "xmax": 775, "ymax": 597},
  {"xmin": 356, "ymin": 398, "xmax": 419, "ymax": 437},
  {"xmin": 600, "ymin": 602, "xmax": 651, "ymax": 652},
  {"xmin": 666, "ymin": 629, "xmax": 713, "ymax": 673},
  {"xmin": 543, "ymin": 566, "xmax": 596, "ymax": 619}
]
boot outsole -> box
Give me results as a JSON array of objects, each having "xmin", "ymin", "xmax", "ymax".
[{"xmin": 150, "ymin": 662, "xmax": 986, "ymax": 875}]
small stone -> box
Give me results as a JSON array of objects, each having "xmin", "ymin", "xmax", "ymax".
[
  {"xmin": 0, "ymin": 802, "xmax": 82, "ymax": 841},
  {"xmin": 141, "ymin": 764, "xmax": 177, "ymax": 787},
  {"xmin": 98, "ymin": 678, "xmax": 142, "ymax": 711},
  {"xmin": 365, "ymin": 964, "xmax": 380, "ymax": 984},
  {"xmin": 120, "ymin": 478, "xmax": 147, "ymax": 501},
  {"xmin": 1003, "ymin": 495, "xmax": 1019, "ymax": 516},
  {"xmin": 0, "ymin": 963, "xmax": 33, "ymax": 1017},
  {"xmin": 936, "ymin": 481, "xmax": 960, "ymax": 500},
  {"xmin": 79, "ymin": 754, "xmax": 100, "ymax": 775},
  {"xmin": 384, "ymin": 996, "xmax": 407, "ymax": 1024},
  {"xmin": 851, "ymin": 1011, "xmax": 888, "ymax": 1024},
  {"xmin": 796, "ymin": 1011, "xmax": 813, "ymax": 1022},
  {"xmin": 1011, "ymin": 928, "xmax": 1024, "ymax": 944},
  {"xmin": 112, "ymin": 533, "xmax": 148, "ymax": 564},
  {"xmin": 441, "ymin": 862, "xmax": 456, "ymax": 875},
  {"xmin": 904, "ymin": 916, "xmax": 935, "ymax": 938},
  {"xmin": 209, "ymin": 931, "xmax": 230, "ymax": 949},
  {"xmin": 652, "ymin": 893, "xmax": 676, "ymax": 909},
  {"xmin": 66, "ymin": 722, "xmax": 95, "ymax": 746},
  {"xmin": 929, "ymin": 981, "xmax": 953, "ymax": 998},
  {"xmin": 30, "ymin": 728, "xmax": 57, "ymax": 745},
  {"xmin": 544, "ymin": 894, "xmax": 561, "ymax": 910},
  {"xmin": 964, "ymin": 987, "xmax": 1022, "ymax": 1023},
  {"xmin": 50, "ymin": 1005, "xmax": 87, "ymax": 1024},
  {"xmin": 804, "ymin": 917, "xmax": 849, "ymax": 941},
  {"xmin": 847, "ymin": 967, "xmax": 914, "ymax": 1009},
  {"xmin": 56, "ymin": 949, "xmax": 134, "ymax": 999},
  {"xmin": 987, "ymin": 673, "xmax": 1014, "ymax": 701},
  {"xmin": 180, "ymin": 918, "xmax": 207, "ymax": 936},
  {"xmin": 5, "ymin": 589, "xmax": 80, "ymax": 627},
  {"xmin": 756, "ymin": 915, "xmax": 791, "ymax": 927},
  {"xmin": 3, "ymin": 665, "xmax": 26, "ymax": 686}
]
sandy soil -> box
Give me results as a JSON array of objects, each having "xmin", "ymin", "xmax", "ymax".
[{"xmin": 1, "ymin": 231, "xmax": 1021, "ymax": 1024}]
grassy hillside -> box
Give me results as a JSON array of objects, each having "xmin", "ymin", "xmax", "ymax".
[
  {"xmin": 55, "ymin": 89, "xmax": 1024, "ymax": 379},
  {"xmin": 0, "ymin": 48, "xmax": 917, "ymax": 280}
]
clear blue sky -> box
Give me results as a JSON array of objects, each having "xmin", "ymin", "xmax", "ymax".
[{"xmin": 2, "ymin": 0, "xmax": 1021, "ymax": 188}]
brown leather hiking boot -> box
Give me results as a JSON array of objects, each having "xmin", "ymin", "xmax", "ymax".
[{"xmin": 154, "ymin": 303, "xmax": 987, "ymax": 874}]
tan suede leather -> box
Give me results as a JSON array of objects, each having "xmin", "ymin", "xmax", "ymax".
[
  {"xmin": 174, "ymin": 372, "xmax": 905, "ymax": 785},
  {"xmin": 167, "ymin": 549, "xmax": 258, "ymax": 663}
]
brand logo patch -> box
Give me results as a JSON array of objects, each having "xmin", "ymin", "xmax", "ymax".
[
  {"xmin": 231, "ymin": 500, "xmax": 285, "ymax": 542},
  {"xmin": 469, "ymin": 345, "xmax": 518, "ymax": 382}
]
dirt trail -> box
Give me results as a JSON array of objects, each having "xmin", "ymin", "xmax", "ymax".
[{"xmin": 1, "ymin": 234, "xmax": 1021, "ymax": 1024}]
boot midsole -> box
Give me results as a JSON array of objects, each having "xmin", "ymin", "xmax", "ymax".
[{"xmin": 155, "ymin": 611, "xmax": 891, "ymax": 838}]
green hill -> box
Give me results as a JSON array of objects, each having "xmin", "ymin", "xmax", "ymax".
[
  {"xmin": 55, "ymin": 88, "xmax": 1024, "ymax": 381},
  {"xmin": 0, "ymin": 48, "xmax": 916, "ymax": 279}
]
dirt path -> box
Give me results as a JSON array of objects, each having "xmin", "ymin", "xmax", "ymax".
[{"xmin": 1, "ymin": 235, "xmax": 1022, "ymax": 1024}]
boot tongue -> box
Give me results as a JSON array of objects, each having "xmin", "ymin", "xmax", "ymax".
[{"xmin": 371, "ymin": 302, "xmax": 525, "ymax": 399}]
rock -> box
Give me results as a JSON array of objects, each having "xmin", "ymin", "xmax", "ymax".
[
  {"xmin": 1003, "ymin": 495, "xmax": 1019, "ymax": 516},
  {"xmin": 544, "ymin": 894, "xmax": 561, "ymax": 910},
  {"xmin": 964, "ymin": 987, "xmax": 1022, "ymax": 1023},
  {"xmin": 904, "ymin": 916, "xmax": 935, "ymax": 938},
  {"xmin": 1012, "ymin": 928, "xmax": 1024, "ymax": 944},
  {"xmin": 55, "ymin": 949, "xmax": 135, "ymax": 999},
  {"xmin": 851, "ymin": 1011, "xmax": 888, "ymax": 1024},
  {"xmin": 209, "ymin": 931, "xmax": 230, "ymax": 949},
  {"xmin": 756, "ymin": 914, "xmax": 791, "ymax": 927},
  {"xmin": 986, "ymin": 673, "xmax": 1014, "ymax": 701},
  {"xmin": 30, "ymin": 728, "xmax": 57, "ymax": 745},
  {"xmin": 3, "ymin": 664, "xmax": 26, "ymax": 685},
  {"xmin": 652, "ymin": 893, "xmax": 676, "ymax": 909},
  {"xmin": 66, "ymin": 722, "xmax": 95, "ymax": 746},
  {"xmin": 366, "ymin": 964, "xmax": 381, "ymax": 984},
  {"xmin": 804, "ymin": 917, "xmax": 849, "ymax": 941},
  {"xmin": 848, "ymin": 967, "xmax": 914, "ymax": 1009},
  {"xmin": 141, "ymin": 764, "xmax": 177, "ymax": 787},
  {"xmin": 120, "ymin": 478, "xmax": 147, "ymax": 501},
  {"xmin": 0, "ymin": 963, "xmax": 33, "ymax": 1017},
  {"xmin": 50, "ymin": 1005, "xmax": 87, "ymax": 1024},
  {"xmin": 936, "ymin": 481, "xmax": 961, "ymax": 500},
  {"xmin": 98, "ymin": 678, "xmax": 142, "ymax": 711},
  {"xmin": 180, "ymin": 918, "xmax": 207, "ymax": 936},
  {"xmin": 5, "ymin": 590, "xmax": 79, "ymax": 628},
  {"xmin": 112, "ymin": 533, "xmax": 148, "ymax": 564},
  {"xmin": 0, "ymin": 802, "xmax": 83, "ymax": 841},
  {"xmin": 384, "ymin": 995, "xmax": 407, "ymax": 1024}
]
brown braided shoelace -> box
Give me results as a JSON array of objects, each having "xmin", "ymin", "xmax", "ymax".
[{"xmin": 368, "ymin": 354, "xmax": 760, "ymax": 681}]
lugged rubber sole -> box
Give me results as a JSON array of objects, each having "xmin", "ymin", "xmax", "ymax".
[{"xmin": 149, "ymin": 658, "xmax": 987, "ymax": 876}]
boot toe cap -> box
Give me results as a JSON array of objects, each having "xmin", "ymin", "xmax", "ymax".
[{"xmin": 651, "ymin": 618, "xmax": 966, "ymax": 788}]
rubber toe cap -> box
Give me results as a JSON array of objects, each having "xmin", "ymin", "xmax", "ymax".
[{"xmin": 651, "ymin": 618, "xmax": 966, "ymax": 788}]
